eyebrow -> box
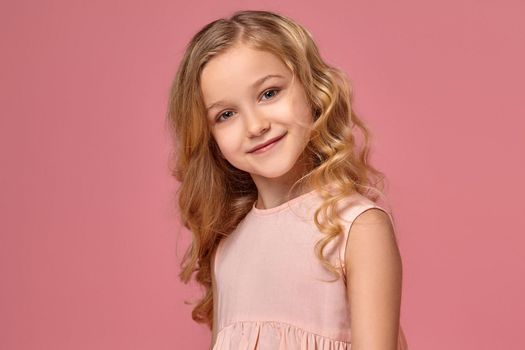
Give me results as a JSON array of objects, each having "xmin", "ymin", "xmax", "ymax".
[{"xmin": 206, "ymin": 74, "xmax": 285, "ymax": 111}]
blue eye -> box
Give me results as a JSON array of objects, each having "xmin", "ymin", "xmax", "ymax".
[
  {"xmin": 216, "ymin": 110, "xmax": 234, "ymax": 122},
  {"xmin": 261, "ymin": 88, "xmax": 280, "ymax": 100},
  {"xmin": 215, "ymin": 88, "xmax": 281, "ymax": 123}
]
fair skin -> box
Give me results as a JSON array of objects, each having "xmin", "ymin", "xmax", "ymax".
[
  {"xmin": 346, "ymin": 208, "xmax": 403, "ymax": 350},
  {"xmin": 202, "ymin": 42, "xmax": 402, "ymax": 350},
  {"xmin": 200, "ymin": 42, "xmax": 314, "ymax": 209}
]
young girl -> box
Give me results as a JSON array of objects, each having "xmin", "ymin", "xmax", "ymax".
[{"xmin": 167, "ymin": 10, "xmax": 409, "ymax": 350}]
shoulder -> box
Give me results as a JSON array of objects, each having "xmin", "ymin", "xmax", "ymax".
[
  {"xmin": 344, "ymin": 207, "xmax": 401, "ymax": 272},
  {"xmin": 343, "ymin": 207, "xmax": 403, "ymax": 348},
  {"xmin": 352, "ymin": 207, "xmax": 393, "ymax": 231}
]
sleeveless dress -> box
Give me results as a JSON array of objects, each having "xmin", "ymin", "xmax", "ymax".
[{"xmin": 211, "ymin": 189, "xmax": 409, "ymax": 349}]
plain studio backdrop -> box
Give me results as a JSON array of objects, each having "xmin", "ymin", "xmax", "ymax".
[{"xmin": 1, "ymin": 0, "xmax": 524, "ymax": 349}]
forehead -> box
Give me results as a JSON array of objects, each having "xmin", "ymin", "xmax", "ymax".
[{"xmin": 200, "ymin": 44, "xmax": 291, "ymax": 103}]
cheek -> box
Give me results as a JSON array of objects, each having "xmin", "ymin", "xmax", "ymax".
[
  {"xmin": 266, "ymin": 102, "xmax": 294, "ymax": 126},
  {"xmin": 285, "ymin": 105, "xmax": 313, "ymax": 133},
  {"xmin": 214, "ymin": 131, "xmax": 242, "ymax": 157},
  {"xmin": 277, "ymin": 92, "xmax": 311, "ymax": 125}
]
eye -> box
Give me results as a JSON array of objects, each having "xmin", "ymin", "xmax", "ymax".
[
  {"xmin": 214, "ymin": 88, "xmax": 281, "ymax": 123},
  {"xmin": 261, "ymin": 88, "xmax": 280, "ymax": 101},
  {"xmin": 216, "ymin": 110, "xmax": 234, "ymax": 123}
]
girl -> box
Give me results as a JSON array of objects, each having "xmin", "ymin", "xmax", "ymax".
[{"xmin": 167, "ymin": 10, "xmax": 409, "ymax": 350}]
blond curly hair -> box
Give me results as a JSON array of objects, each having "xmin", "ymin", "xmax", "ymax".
[{"xmin": 165, "ymin": 9, "xmax": 391, "ymax": 330}]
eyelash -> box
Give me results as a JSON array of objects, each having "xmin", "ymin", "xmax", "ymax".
[{"xmin": 215, "ymin": 88, "xmax": 281, "ymax": 123}]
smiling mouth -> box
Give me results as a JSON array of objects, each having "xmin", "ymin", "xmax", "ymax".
[{"xmin": 248, "ymin": 133, "xmax": 286, "ymax": 154}]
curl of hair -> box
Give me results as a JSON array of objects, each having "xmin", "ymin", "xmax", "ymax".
[{"xmin": 165, "ymin": 9, "xmax": 391, "ymax": 331}]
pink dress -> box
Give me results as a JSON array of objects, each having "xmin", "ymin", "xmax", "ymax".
[{"xmin": 212, "ymin": 189, "xmax": 409, "ymax": 349}]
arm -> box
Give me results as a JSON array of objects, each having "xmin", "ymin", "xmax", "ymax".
[{"xmin": 345, "ymin": 208, "xmax": 403, "ymax": 350}]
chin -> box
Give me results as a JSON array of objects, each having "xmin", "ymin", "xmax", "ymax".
[{"xmin": 251, "ymin": 163, "xmax": 298, "ymax": 180}]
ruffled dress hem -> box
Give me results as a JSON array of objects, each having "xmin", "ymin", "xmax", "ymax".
[{"xmin": 213, "ymin": 320, "xmax": 351, "ymax": 350}]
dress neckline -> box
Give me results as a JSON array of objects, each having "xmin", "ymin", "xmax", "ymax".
[{"xmin": 250, "ymin": 188, "xmax": 318, "ymax": 216}]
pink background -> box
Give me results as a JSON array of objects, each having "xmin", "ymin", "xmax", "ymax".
[{"xmin": 1, "ymin": 1, "xmax": 524, "ymax": 349}]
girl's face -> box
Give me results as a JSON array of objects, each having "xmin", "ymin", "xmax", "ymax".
[{"xmin": 200, "ymin": 43, "xmax": 313, "ymax": 185}]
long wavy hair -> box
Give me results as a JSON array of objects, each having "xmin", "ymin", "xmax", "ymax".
[{"xmin": 165, "ymin": 9, "xmax": 392, "ymax": 330}]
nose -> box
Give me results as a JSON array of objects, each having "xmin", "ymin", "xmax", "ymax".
[{"xmin": 245, "ymin": 109, "xmax": 270, "ymax": 137}]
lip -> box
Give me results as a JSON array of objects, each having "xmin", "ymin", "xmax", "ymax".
[{"xmin": 248, "ymin": 133, "xmax": 286, "ymax": 153}]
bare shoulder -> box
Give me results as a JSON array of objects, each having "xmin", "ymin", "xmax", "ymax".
[
  {"xmin": 352, "ymin": 207, "xmax": 393, "ymax": 229},
  {"xmin": 346, "ymin": 208, "xmax": 397, "ymax": 249},
  {"xmin": 344, "ymin": 207, "xmax": 401, "ymax": 276},
  {"xmin": 344, "ymin": 207, "xmax": 403, "ymax": 349}
]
